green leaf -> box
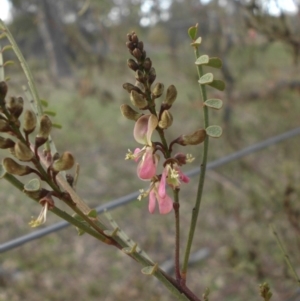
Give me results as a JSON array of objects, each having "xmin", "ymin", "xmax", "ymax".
[
  {"xmin": 190, "ymin": 37, "xmax": 202, "ymax": 46},
  {"xmin": 24, "ymin": 178, "xmax": 41, "ymax": 192},
  {"xmin": 141, "ymin": 264, "xmax": 158, "ymax": 275},
  {"xmin": 0, "ymin": 164, "xmax": 6, "ymax": 179},
  {"xmin": 40, "ymin": 99, "xmax": 49, "ymax": 107},
  {"xmin": 0, "ymin": 33, "xmax": 6, "ymax": 39},
  {"xmin": 198, "ymin": 73, "xmax": 213, "ymax": 85},
  {"xmin": 204, "ymin": 98, "xmax": 223, "ymax": 110},
  {"xmin": 208, "ymin": 80, "xmax": 225, "ymax": 91},
  {"xmin": 207, "ymin": 57, "xmax": 222, "ymax": 68},
  {"xmin": 43, "ymin": 110, "xmax": 56, "ymax": 117},
  {"xmin": 1, "ymin": 45, "xmax": 13, "ymax": 52},
  {"xmin": 206, "ymin": 125, "xmax": 222, "ymax": 138},
  {"xmin": 195, "ymin": 55, "xmax": 209, "ymax": 65},
  {"xmin": 52, "ymin": 123, "xmax": 62, "ymax": 129},
  {"xmin": 76, "ymin": 228, "xmax": 86, "ymax": 236},
  {"xmin": 188, "ymin": 24, "xmax": 198, "ymax": 40},
  {"xmin": 87, "ymin": 209, "xmax": 97, "ymax": 218},
  {"xmin": 3, "ymin": 60, "xmax": 15, "ymax": 67}
]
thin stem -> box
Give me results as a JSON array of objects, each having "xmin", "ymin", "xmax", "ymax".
[
  {"xmin": 182, "ymin": 45, "xmax": 209, "ymax": 279},
  {"xmin": 173, "ymin": 189, "xmax": 181, "ymax": 282}
]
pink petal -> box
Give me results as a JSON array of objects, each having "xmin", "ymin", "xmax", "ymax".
[
  {"xmin": 137, "ymin": 148, "xmax": 157, "ymax": 180},
  {"xmin": 158, "ymin": 168, "xmax": 167, "ymax": 198},
  {"xmin": 133, "ymin": 114, "xmax": 158, "ymax": 145},
  {"xmin": 133, "ymin": 148, "xmax": 142, "ymax": 162},
  {"xmin": 148, "ymin": 190, "xmax": 156, "ymax": 213},
  {"xmin": 158, "ymin": 194, "xmax": 173, "ymax": 214}
]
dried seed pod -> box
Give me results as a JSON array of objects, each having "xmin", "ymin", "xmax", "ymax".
[
  {"xmin": 2, "ymin": 157, "xmax": 33, "ymax": 176},
  {"xmin": 158, "ymin": 110, "xmax": 173, "ymax": 129},
  {"xmin": 175, "ymin": 129, "xmax": 207, "ymax": 146},
  {"xmin": 152, "ymin": 83, "xmax": 164, "ymax": 98},
  {"xmin": 14, "ymin": 140, "xmax": 34, "ymax": 161},
  {"xmin": 0, "ymin": 136, "xmax": 15, "ymax": 149},
  {"xmin": 6, "ymin": 96, "xmax": 24, "ymax": 119},
  {"xmin": 52, "ymin": 151, "xmax": 75, "ymax": 172},
  {"xmin": 23, "ymin": 110, "xmax": 37, "ymax": 134},
  {"xmin": 163, "ymin": 85, "xmax": 177, "ymax": 107},
  {"xmin": 120, "ymin": 104, "xmax": 142, "ymax": 121}
]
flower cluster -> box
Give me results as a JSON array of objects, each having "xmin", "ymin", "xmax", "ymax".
[
  {"xmin": 0, "ymin": 81, "xmax": 75, "ymax": 226},
  {"xmin": 121, "ymin": 32, "xmax": 206, "ymax": 214}
]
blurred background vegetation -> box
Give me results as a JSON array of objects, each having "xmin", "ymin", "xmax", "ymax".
[{"xmin": 0, "ymin": 0, "xmax": 300, "ymax": 300}]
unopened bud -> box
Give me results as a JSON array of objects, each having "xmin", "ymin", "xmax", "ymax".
[
  {"xmin": 120, "ymin": 104, "xmax": 142, "ymax": 121},
  {"xmin": 174, "ymin": 153, "xmax": 187, "ymax": 165},
  {"xmin": 137, "ymin": 41, "xmax": 144, "ymax": 51},
  {"xmin": 52, "ymin": 151, "xmax": 75, "ymax": 172},
  {"xmin": 176, "ymin": 129, "xmax": 206, "ymax": 146},
  {"xmin": 135, "ymin": 69, "xmax": 145, "ymax": 83},
  {"xmin": 152, "ymin": 83, "xmax": 164, "ymax": 98},
  {"xmin": 163, "ymin": 85, "xmax": 177, "ymax": 107},
  {"xmin": 38, "ymin": 115, "xmax": 52, "ymax": 139},
  {"xmin": 130, "ymin": 90, "xmax": 148, "ymax": 109},
  {"xmin": 127, "ymin": 59, "xmax": 139, "ymax": 71},
  {"xmin": 158, "ymin": 110, "xmax": 173, "ymax": 129},
  {"xmin": 2, "ymin": 157, "xmax": 33, "ymax": 176},
  {"xmin": 6, "ymin": 96, "xmax": 24, "ymax": 119},
  {"xmin": 126, "ymin": 41, "xmax": 135, "ymax": 51},
  {"xmin": 14, "ymin": 140, "xmax": 34, "ymax": 161},
  {"xmin": 148, "ymin": 67, "xmax": 156, "ymax": 85},
  {"xmin": 132, "ymin": 48, "xmax": 142, "ymax": 60},
  {"xmin": 131, "ymin": 33, "xmax": 139, "ymax": 43},
  {"xmin": 123, "ymin": 83, "xmax": 142, "ymax": 94},
  {"xmin": 0, "ymin": 81, "xmax": 8, "ymax": 105},
  {"xmin": 23, "ymin": 110, "xmax": 37, "ymax": 134},
  {"xmin": 0, "ymin": 136, "xmax": 15, "ymax": 149},
  {"xmin": 143, "ymin": 58, "xmax": 152, "ymax": 71},
  {"xmin": 0, "ymin": 119, "xmax": 10, "ymax": 132}
]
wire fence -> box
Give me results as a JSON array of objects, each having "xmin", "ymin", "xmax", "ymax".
[{"xmin": 1, "ymin": 127, "xmax": 300, "ymax": 253}]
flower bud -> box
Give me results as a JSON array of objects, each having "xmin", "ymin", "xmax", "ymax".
[
  {"xmin": 52, "ymin": 151, "xmax": 75, "ymax": 172},
  {"xmin": 0, "ymin": 119, "xmax": 10, "ymax": 132},
  {"xmin": 130, "ymin": 90, "xmax": 147, "ymax": 109},
  {"xmin": 132, "ymin": 48, "xmax": 142, "ymax": 60},
  {"xmin": 174, "ymin": 153, "xmax": 187, "ymax": 165},
  {"xmin": 158, "ymin": 110, "xmax": 173, "ymax": 129},
  {"xmin": 135, "ymin": 69, "xmax": 145, "ymax": 83},
  {"xmin": 0, "ymin": 136, "xmax": 15, "ymax": 149},
  {"xmin": 152, "ymin": 83, "xmax": 164, "ymax": 98},
  {"xmin": 148, "ymin": 67, "xmax": 156, "ymax": 85},
  {"xmin": 137, "ymin": 41, "xmax": 144, "ymax": 51},
  {"xmin": 6, "ymin": 96, "xmax": 24, "ymax": 119},
  {"xmin": 123, "ymin": 83, "xmax": 142, "ymax": 94},
  {"xmin": 14, "ymin": 140, "xmax": 34, "ymax": 161},
  {"xmin": 23, "ymin": 110, "xmax": 37, "ymax": 134},
  {"xmin": 38, "ymin": 115, "xmax": 52, "ymax": 139},
  {"xmin": 131, "ymin": 33, "xmax": 139, "ymax": 43},
  {"xmin": 0, "ymin": 81, "xmax": 8, "ymax": 105},
  {"xmin": 176, "ymin": 129, "xmax": 206, "ymax": 146},
  {"xmin": 127, "ymin": 59, "xmax": 139, "ymax": 71},
  {"xmin": 163, "ymin": 85, "xmax": 177, "ymax": 107},
  {"xmin": 2, "ymin": 157, "xmax": 33, "ymax": 176},
  {"xmin": 120, "ymin": 104, "xmax": 142, "ymax": 121},
  {"xmin": 143, "ymin": 58, "xmax": 152, "ymax": 71}
]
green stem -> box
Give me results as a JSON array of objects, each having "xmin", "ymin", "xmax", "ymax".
[
  {"xmin": 3, "ymin": 173, "xmax": 108, "ymax": 242},
  {"xmin": 182, "ymin": 46, "xmax": 209, "ymax": 278},
  {"xmin": 173, "ymin": 189, "xmax": 181, "ymax": 282}
]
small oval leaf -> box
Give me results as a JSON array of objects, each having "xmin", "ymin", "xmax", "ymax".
[
  {"xmin": 52, "ymin": 123, "xmax": 62, "ymax": 129},
  {"xmin": 0, "ymin": 33, "xmax": 7, "ymax": 39},
  {"xmin": 43, "ymin": 110, "xmax": 56, "ymax": 117},
  {"xmin": 40, "ymin": 99, "xmax": 49, "ymax": 107},
  {"xmin": 199, "ymin": 73, "xmax": 213, "ymax": 85},
  {"xmin": 208, "ymin": 80, "xmax": 225, "ymax": 91},
  {"xmin": 204, "ymin": 98, "xmax": 223, "ymax": 110},
  {"xmin": 206, "ymin": 125, "xmax": 223, "ymax": 138},
  {"xmin": 1, "ymin": 45, "xmax": 13, "ymax": 52},
  {"xmin": 24, "ymin": 178, "xmax": 41, "ymax": 192},
  {"xmin": 3, "ymin": 60, "xmax": 15, "ymax": 67},
  {"xmin": 190, "ymin": 37, "xmax": 202, "ymax": 46},
  {"xmin": 207, "ymin": 57, "xmax": 222, "ymax": 68},
  {"xmin": 188, "ymin": 24, "xmax": 198, "ymax": 40},
  {"xmin": 87, "ymin": 209, "xmax": 97, "ymax": 218},
  {"xmin": 195, "ymin": 55, "xmax": 209, "ymax": 65}
]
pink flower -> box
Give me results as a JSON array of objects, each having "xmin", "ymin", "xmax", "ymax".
[
  {"xmin": 133, "ymin": 114, "xmax": 158, "ymax": 146},
  {"xmin": 148, "ymin": 182, "xmax": 173, "ymax": 214},
  {"xmin": 161, "ymin": 163, "xmax": 190, "ymax": 189},
  {"xmin": 134, "ymin": 146, "xmax": 159, "ymax": 180}
]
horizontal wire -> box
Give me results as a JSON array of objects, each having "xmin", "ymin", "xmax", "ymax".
[{"xmin": 0, "ymin": 127, "xmax": 300, "ymax": 253}]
